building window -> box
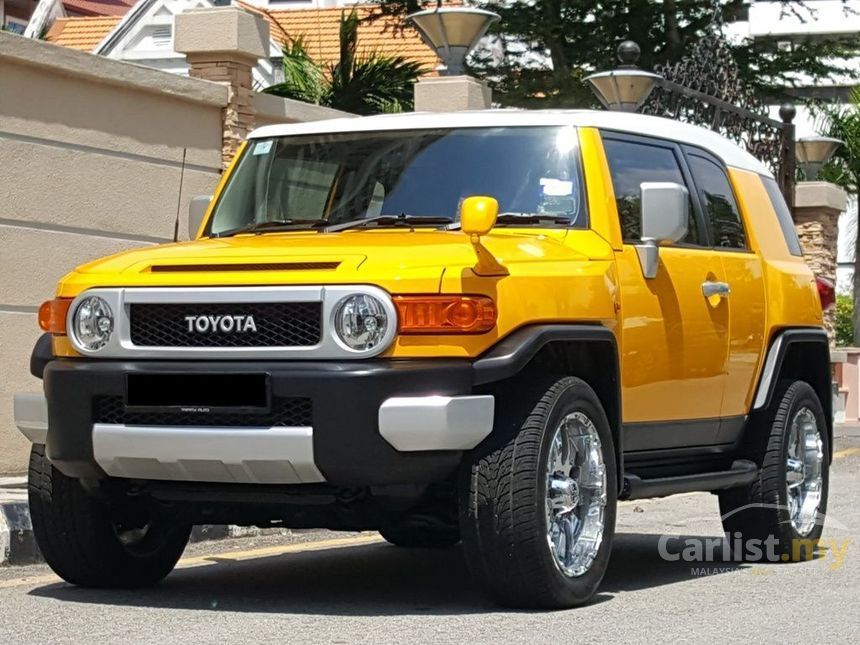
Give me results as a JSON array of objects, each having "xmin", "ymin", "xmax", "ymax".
[{"xmin": 152, "ymin": 26, "xmax": 172, "ymax": 48}]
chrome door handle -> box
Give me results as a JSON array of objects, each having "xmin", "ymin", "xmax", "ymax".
[{"xmin": 702, "ymin": 281, "xmax": 730, "ymax": 298}]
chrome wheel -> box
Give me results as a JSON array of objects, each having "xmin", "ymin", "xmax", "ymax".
[
  {"xmin": 545, "ymin": 411, "xmax": 607, "ymax": 577},
  {"xmin": 786, "ymin": 407, "xmax": 824, "ymax": 536}
]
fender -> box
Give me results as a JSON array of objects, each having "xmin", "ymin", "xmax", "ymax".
[
  {"xmin": 472, "ymin": 324, "xmax": 618, "ymax": 386},
  {"xmin": 30, "ymin": 333, "xmax": 53, "ymax": 380},
  {"xmin": 472, "ymin": 324, "xmax": 622, "ymax": 491},
  {"xmin": 751, "ymin": 327, "xmax": 832, "ymax": 458}
]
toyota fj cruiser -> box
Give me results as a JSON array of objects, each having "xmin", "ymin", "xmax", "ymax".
[{"xmin": 14, "ymin": 110, "xmax": 832, "ymax": 608}]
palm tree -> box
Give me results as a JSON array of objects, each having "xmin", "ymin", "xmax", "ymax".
[
  {"xmin": 265, "ymin": 10, "xmax": 426, "ymax": 116},
  {"xmin": 817, "ymin": 88, "xmax": 860, "ymax": 343}
]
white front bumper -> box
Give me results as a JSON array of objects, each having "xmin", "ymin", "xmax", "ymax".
[
  {"xmin": 92, "ymin": 423, "xmax": 325, "ymax": 484},
  {"xmin": 378, "ymin": 395, "xmax": 495, "ymax": 451},
  {"xmin": 13, "ymin": 393, "xmax": 48, "ymax": 444},
  {"xmin": 14, "ymin": 392, "xmax": 495, "ymax": 484}
]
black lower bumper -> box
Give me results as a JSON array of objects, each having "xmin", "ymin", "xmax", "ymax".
[
  {"xmin": 44, "ymin": 358, "xmax": 474, "ymax": 485},
  {"xmin": 36, "ymin": 324, "xmax": 616, "ymax": 487}
]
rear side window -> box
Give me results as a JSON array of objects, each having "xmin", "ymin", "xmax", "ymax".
[
  {"xmin": 686, "ymin": 153, "xmax": 746, "ymax": 249},
  {"xmin": 763, "ymin": 176, "xmax": 803, "ymax": 256},
  {"xmin": 602, "ymin": 138, "xmax": 699, "ymax": 244}
]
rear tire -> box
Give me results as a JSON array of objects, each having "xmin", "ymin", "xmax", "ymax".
[
  {"xmin": 28, "ymin": 445, "xmax": 190, "ymax": 587},
  {"xmin": 459, "ymin": 376, "xmax": 617, "ymax": 609},
  {"xmin": 719, "ymin": 380, "xmax": 829, "ymax": 561}
]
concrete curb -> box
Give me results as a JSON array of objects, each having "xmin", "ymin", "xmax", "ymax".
[{"xmin": 0, "ymin": 498, "xmax": 282, "ymax": 566}]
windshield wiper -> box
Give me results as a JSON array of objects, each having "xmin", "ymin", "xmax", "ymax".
[
  {"xmin": 495, "ymin": 212, "xmax": 573, "ymax": 226},
  {"xmin": 213, "ymin": 219, "xmax": 329, "ymax": 238},
  {"xmin": 325, "ymin": 214, "xmax": 453, "ymax": 233}
]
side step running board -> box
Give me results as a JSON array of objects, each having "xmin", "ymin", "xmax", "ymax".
[{"xmin": 622, "ymin": 459, "xmax": 758, "ymax": 500}]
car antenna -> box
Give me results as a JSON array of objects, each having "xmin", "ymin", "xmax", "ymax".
[{"xmin": 172, "ymin": 147, "xmax": 187, "ymax": 243}]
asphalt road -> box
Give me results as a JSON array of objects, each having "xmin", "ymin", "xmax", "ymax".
[{"xmin": 2, "ymin": 428, "xmax": 859, "ymax": 644}]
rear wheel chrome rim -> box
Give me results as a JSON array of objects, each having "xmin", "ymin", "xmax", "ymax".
[
  {"xmin": 786, "ymin": 407, "xmax": 824, "ymax": 537},
  {"xmin": 545, "ymin": 411, "xmax": 607, "ymax": 577}
]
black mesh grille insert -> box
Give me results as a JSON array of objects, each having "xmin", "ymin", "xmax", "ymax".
[
  {"xmin": 129, "ymin": 302, "xmax": 321, "ymax": 347},
  {"xmin": 93, "ymin": 396, "xmax": 313, "ymax": 427}
]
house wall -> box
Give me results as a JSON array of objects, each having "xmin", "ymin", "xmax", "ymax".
[
  {"xmin": 0, "ymin": 27, "xmax": 349, "ymax": 475},
  {"xmin": 0, "ymin": 31, "xmax": 228, "ymax": 475},
  {"xmin": 253, "ymin": 91, "xmax": 350, "ymax": 128}
]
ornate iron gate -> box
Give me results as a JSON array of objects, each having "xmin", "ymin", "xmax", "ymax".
[{"xmin": 638, "ymin": 32, "xmax": 796, "ymax": 209}]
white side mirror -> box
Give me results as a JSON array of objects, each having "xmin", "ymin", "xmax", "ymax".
[
  {"xmin": 188, "ymin": 195, "xmax": 212, "ymax": 239},
  {"xmin": 636, "ymin": 182, "xmax": 689, "ymax": 279}
]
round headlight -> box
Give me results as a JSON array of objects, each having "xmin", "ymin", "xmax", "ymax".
[
  {"xmin": 72, "ymin": 296, "xmax": 114, "ymax": 351},
  {"xmin": 334, "ymin": 294, "xmax": 389, "ymax": 351}
]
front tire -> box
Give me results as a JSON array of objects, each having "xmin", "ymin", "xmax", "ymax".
[
  {"xmin": 719, "ymin": 380, "xmax": 829, "ymax": 561},
  {"xmin": 28, "ymin": 445, "xmax": 191, "ymax": 587},
  {"xmin": 460, "ymin": 376, "xmax": 617, "ymax": 609}
]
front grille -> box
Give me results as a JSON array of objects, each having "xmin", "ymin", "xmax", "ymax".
[
  {"xmin": 93, "ymin": 396, "xmax": 313, "ymax": 427},
  {"xmin": 129, "ymin": 302, "xmax": 321, "ymax": 348}
]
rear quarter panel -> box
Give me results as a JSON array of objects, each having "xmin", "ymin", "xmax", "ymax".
[{"xmin": 729, "ymin": 168, "xmax": 822, "ymax": 410}]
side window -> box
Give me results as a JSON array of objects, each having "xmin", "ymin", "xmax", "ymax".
[
  {"xmin": 763, "ymin": 176, "xmax": 803, "ymax": 256},
  {"xmin": 602, "ymin": 137, "xmax": 699, "ymax": 244},
  {"xmin": 686, "ymin": 153, "xmax": 746, "ymax": 249}
]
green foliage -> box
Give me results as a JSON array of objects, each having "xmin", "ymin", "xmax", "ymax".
[
  {"xmin": 815, "ymin": 88, "xmax": 860, "ymax": 345},
  {"xmin": 836, "ymin": 294, "xmax": 854, "ymax": 347},
  {"xmin": 266, "ymin": 37, "xmax": 326, "ymax": 105},
  {"xmin": 372, "ymin": 0, "xmax": 860, "ymax": 108},
  {"xmin": 815, "ymin": 87, "xmax": 860, "ymax": 194},
  {"xmin": 265, "ymin": 9, "xmax": 425, "ymax": 115},
  {"xmin": 328, "ymin": 10, "xmax": 426, "ymax": 114}
]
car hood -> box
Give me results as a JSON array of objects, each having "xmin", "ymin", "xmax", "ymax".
[{"xmin": 57, "ymin": 228, "xmax": 601, "ymax": 297}]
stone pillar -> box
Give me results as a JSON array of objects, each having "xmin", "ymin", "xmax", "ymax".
[
  {"xmin": 794, "ymin": 181, "xmax": 848, "ymax": 339},
  {"xmin": 174, "ymin": 7, "xmax": 269, "ymax": 168},
  {"xmin": 414, "ymin": 75, "xmax": 491, "ymax": 112}
]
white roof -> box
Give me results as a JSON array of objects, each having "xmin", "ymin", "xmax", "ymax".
[{"xmin": 250, "ymin": 109, "xmax": 773, "ymax": 177}]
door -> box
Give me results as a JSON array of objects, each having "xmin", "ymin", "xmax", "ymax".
[
  {"xmin": 683, "ymin": 148, "xmax": 766, "ymax": 428},
  {"xmin": 601, "ymin": 134, "xmax": 730, "ymax": 449}
]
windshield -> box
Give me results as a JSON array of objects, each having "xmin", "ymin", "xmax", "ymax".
[{"xmin": 205, "ymin": 126, "xmax": 587, "ymax": 236}]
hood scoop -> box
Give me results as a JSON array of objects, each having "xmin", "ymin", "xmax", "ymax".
[{"xmin": 150, "ymin": 261, "xmax": 342, "ymax": 273}]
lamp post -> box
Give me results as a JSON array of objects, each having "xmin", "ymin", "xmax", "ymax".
[
  {"xmin": 407, "ymin": 7, "xmax": 500, "ymax": 112},
  {"xmin": 407, "ymin": 7, "xmax": 499, "ymax": 76},
  {"xmin": 796, "ymin": 136, "xmax": 843, "ymax": 181},
  {"xmin": 584, "ymin": 41, "xmax": 662, "ymax": 112}
]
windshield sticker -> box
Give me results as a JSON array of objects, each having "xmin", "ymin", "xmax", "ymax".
[
  {"xmin": 253, "ymin": 140, "xmax": 274, "ymax": 156},
  {"xmin": 540, "ymin": 178, "xmax": 574, "ymax": 196}
]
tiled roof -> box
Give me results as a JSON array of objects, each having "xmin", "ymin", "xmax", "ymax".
[
  {"xmin": 63, "ymin": 0, "xmax": 136, "ymax": 17},
  {"xmin": 46, "ymin": 16, "xmax": 121, "ymax": 51},
  {"xmin": 45, "ymin": 4, "xmax": 439, "ymax": 72},
  {"xmin": 267, "ymin": 7, "xmax": 439, "ymax": 72},
  {"xmin": 234, "ymin": 0, "xmax": 289, "ymax": 44}
]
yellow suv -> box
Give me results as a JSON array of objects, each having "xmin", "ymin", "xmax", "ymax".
[{"xmin": 14, "ymin": 110, "xmax": 832, "ymax": 608}]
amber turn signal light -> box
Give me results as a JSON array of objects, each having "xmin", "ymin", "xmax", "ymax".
[
  {"xmin": 394, "ymin": 295, "xmax": 497, "ymax": 334},
  {"xmin": 38, "ymin": 298, "xmax": 71, "ymax": 334}
]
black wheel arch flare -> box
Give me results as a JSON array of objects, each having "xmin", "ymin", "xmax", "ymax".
[
  {"xmin": 751, "ymin": 327, "xmax": 833, "ymax": 461},
  {"xmin": 472, "ymin": 324, "xmax": 623, "ymax": 492}
]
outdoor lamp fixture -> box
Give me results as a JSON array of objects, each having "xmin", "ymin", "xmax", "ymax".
[
  {"xmin": 584, "ymin": 40, "xmax": 662, "ymax": 112},
  {"xmin": 407, "ymin": 7, "xmax": 500, "ymax": 76},
  {"xmin": 796, "ymin": 136, "xmax": 843, "ymax": 181}
]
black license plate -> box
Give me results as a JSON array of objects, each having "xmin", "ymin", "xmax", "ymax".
[{"xmin": 125, "ymin": 373, "xmax": 270, "ymax": 414}]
